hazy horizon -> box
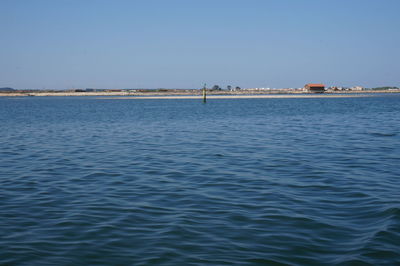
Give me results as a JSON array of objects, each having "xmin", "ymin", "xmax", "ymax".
[{"xmin": 1, "ymin": 0, "xmax": 399, "ymax": 90}]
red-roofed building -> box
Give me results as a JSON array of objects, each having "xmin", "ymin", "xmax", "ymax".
[{"xmin": 305, "ymin": 83, "xmax": 325, "ymax": 93}]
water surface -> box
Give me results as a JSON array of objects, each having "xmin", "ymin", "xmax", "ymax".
[{"xmin": 1, "ymin": 95, "xmax": 399, "ymax": 265}]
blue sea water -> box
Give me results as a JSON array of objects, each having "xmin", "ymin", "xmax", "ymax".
[{"xmin": 0, "ymin": 95, "xmax": 399, "ymax": 265}]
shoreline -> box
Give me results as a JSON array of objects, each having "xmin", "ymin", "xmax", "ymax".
[
  {"xmin": 97, "ymin": 94, "xmax": 376, "ymax": 100},
  {"xmin": 1, "ymin": 90, "xmax": 399, "ymax": 97}
]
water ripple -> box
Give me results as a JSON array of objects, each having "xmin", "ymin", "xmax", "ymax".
[{"xmin": 1, "ymin": 96, "xmax": 400, "ymax": 265}]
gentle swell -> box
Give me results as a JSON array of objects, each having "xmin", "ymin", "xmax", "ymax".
[{"xmin": 0, "ymin": 96, "xmax": 400, "ymax": 265}]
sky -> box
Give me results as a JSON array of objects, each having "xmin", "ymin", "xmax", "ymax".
[{"xmin": 1, "ymin": 0, "xmax": 399, "ymax": 90}]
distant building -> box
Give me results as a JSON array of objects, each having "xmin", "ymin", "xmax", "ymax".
[{"xmin": 305, "ymin": 83, "xmax": 325, "ymax": 93}]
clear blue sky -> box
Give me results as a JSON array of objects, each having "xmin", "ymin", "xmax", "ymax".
[{"xmin": 1, "ymin": 0, "xmax": 399, "ymax": 90}]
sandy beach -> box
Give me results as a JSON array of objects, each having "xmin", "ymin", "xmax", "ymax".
[
  {"xmin": 2, "ymin": 90, "xmax": 399, "ymax": 98},
  {"xmin": 0, "ymin": 89, "xmax": 400, "ymax": 99},
  {"xmin": 98, "ymin": 94, "xmax": 375, "ymax": 100}
]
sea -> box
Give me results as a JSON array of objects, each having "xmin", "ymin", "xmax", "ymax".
[{"xmin": 1, "ymin": 94, "xmax": 399, "ymax": 265}]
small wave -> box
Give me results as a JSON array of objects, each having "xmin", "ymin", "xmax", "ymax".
[
  {"xmin": 368, "ymin": 132, "xmax": 397, "ymax": 137},
  {"xmin": 83, "ymin": 172, "xmax": 122, "ymax": 178}
]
